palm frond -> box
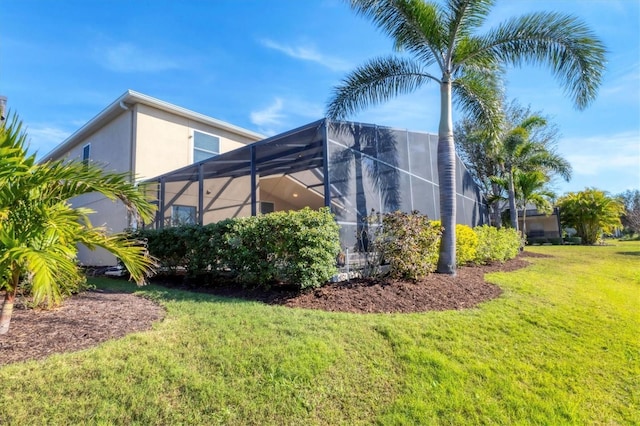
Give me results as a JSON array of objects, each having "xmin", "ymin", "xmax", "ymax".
[
  {"xmin": 445, "ymin": 0, "xmax": 494, "ymax": 49},
  {"xmin": 20, "ymin": 160, "xmax": 156, "ymax": 223},
  {"xmin": 480, "ymin": 11, "xmax": 606, "ymax": 109},
  {"xmin": 349, "ymin": 0, "xmax": 446, "ymax": 65},
  {"xmin": 452, "ymin": 68, "xmax": 504, "ymax": 136},
  {"xmin": 327, "ymin": 56, "xmax": 435, "ymax": 119},
  {"xmin": 76, "ymin": 230, "xmax": 157, "ymax": 285}
]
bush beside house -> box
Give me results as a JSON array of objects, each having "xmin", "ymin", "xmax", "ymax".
[
  {"xmin": 132, "ymin": 207, "xmax": 340, "ymax": 290},
  {"xmin": 134, "ymin": 210, "xmax": 522, "ymax": 289}
]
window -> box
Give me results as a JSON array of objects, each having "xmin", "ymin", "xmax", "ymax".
[
  {"xmin": 82, "ymin": 144, "xmax": 91, "ymax": 167},
  {"xmin": 260, "ymin": 201, "xmax": 275, "ymax": 215},
  {"xmin": 193, "ymin": 130, "xmax": 220, "ymax": 163},
  {"xmin": 171, "ymin": 205, "xmax": 196, "ymax": 226}
]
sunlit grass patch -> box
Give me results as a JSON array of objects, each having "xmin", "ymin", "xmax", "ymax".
[{"xmin": 1, "ymin": 242, "xmax": 638, "ymax": 425}]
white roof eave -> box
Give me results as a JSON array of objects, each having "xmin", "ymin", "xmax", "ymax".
[{"xmin": 40, "ymin": 89, "xmax": 265, "ymax": 162}]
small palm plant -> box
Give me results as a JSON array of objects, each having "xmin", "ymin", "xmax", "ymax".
[{"xmin": 0, "ymin": 115, "xmax": 156, "ymax": 335}]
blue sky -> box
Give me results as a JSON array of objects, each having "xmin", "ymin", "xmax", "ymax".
[{"xmin": 2, "ymin": 0, "xmax": 638, "ymax": 195}]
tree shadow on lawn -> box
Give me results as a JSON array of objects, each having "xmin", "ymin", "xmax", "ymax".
[{"xmin": 616, "ymin": 251, "xmax": 640, "ymax": 256}]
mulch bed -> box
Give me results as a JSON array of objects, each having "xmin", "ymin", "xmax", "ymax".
[
  {"xmin": 0, "ymin": 291, "xmax": 165, "ymax": 366},
  {"xmin": 0, "ymin": 251, "xmax": 548, "ymax": 365}
]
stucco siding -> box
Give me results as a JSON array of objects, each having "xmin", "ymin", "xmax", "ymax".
[
  {"xmin": 160, "ymin": 176, "xmax": 254, "ymax": 225},
  {"xmin": 134, "ymin": 104, "xmax": 259, "ymax": 181}
]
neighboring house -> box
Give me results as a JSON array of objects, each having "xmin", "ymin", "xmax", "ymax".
[
  {"xmin": 41, "ymin": 90, "xmax": 264, "ymax": 265},
  {"xmin": 518, "ymin": 206, "xmax": 563, "ymax": 241},
  {"xmin": 43, "ymin": 90, "xmax": 488, "ymax": 266}
]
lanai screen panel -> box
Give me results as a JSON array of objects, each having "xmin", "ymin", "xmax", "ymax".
[
  {"xmin": 327, "ymin": 121, "xmax": 486, "ymax": 251},
  {"xmin": 145, "ymin": 120, "xmax": 328, "ymax": 228}
]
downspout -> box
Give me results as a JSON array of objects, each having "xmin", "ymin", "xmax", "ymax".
[{"xmin": 120, "ymin": 100, "xmax": 138, "ymax": 228}]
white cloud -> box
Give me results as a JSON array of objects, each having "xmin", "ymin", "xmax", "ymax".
[
  {"xmin": 260, "ymin": 39, "xmax": 351, "ymax": 72},
  {"xmin": 287, "ymin": 99, "xmax": 325, "ymax": 120},
  {"xmin": 561, "ymin": 131, "xmax": 639, "ymax": 174},
  {"xmin": 25, "ymin": 124, "xmax": 71, "ymax": 156},
  {"xmin": 601, "ymin": 66, "xmax": 640, "ymax": 103},
  {"xmin": 99, "ymin": 43, "xmax": 182, "ymax": 73},
  {"xmin": 249, "ymin": 97, "xmax": 326, "ymax": 135},
  {"xmin": 556, "ymin": 131, "xmax": 640, "ymax": 193},
  {"xmin": 250, "ymin": 98, "xmax": 286, "ymax": 135}
]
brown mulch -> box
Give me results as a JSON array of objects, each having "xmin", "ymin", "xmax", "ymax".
[
  {"xmin": 200, "ymin": 253, "xmax": 540, "ymax": 313},
  {"xmin": 0, "ymin": 291, "xmax": 165, "ymax": 366},
  {"xmin": 0, "ymin": 251, "xmax": 547, "ymax": 366}
]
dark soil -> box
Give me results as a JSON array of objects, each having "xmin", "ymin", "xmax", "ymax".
[{"xmin": 0, "ymin": 251, "xmax": 546, "ymax": 365}]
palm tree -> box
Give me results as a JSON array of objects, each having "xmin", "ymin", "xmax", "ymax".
[
  {"xmin": 557, "ymin": 188, "xmax": 624, "ymax": 244},
  {"xmin": 454, "ymin": 118, "xmax": 504, "ymax": 226},
  {"xmin": 326, "ymin": 0, "xmax": 605, "ymax": 274},
  {"xmin": 512, "ymin": 170, "xmax": 554, "ymax": 236},
  {"xmin": 0, "ymin": 116, "xmax": 156, "ymax": 335},
  {"xmin": 496, "ymin": 115, "xmax": 571, "ymax": 231}
]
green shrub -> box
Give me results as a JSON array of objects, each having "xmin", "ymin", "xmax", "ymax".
[
  {"xmin": 564, "ymin": 236, "xmax": 582, "ymax": 245},
  {"xmin": 474, "ymin": 225, "xmax": 521, "ymax": 264},
  {"xmin": 222, "ymin": 207, "xmax": 340, "ymax": 289},
  {"xmin": 372, "ymin": 211, "xmax": 441, "ymax": 280},
  {"xmin": 430, "ymin": 221, "xmax": 478, "ymax": 266},
  {"xmin": 131, "ymin": 227, "xmax": 188, "ymax": 274},
  {"xmin": 134, "ymin": 208, "xmax": 340, "ymax": 290}
]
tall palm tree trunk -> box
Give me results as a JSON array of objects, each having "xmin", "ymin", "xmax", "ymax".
[
  {"xmin": 508, "ymin": 169, "xmax": 519, "ymax": 231},
  {"xmin": 522, "ymin": 208, "xmax": 528, "ymax": 237},
  {"xmin": 0, "ymin": 290, "xmax": 16, "ymax": 335},
  {"xmin": 0, "ymin": 269, "xmax": 20, "ymax": 335},
  {"xmin": 437, "ymin": 79, "xmax": 456, "ymax": 275}
]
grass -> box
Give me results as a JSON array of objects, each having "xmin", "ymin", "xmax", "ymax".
[{"xmin": 1, "ymin": 242, "xmax": 638, "ymax": 425}]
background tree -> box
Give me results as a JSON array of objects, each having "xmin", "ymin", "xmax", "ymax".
[
  {"xmin": 512, "ymin": 170, "xmax": 555, "ymax": 235},
  {"xmin": 496, "ymin": 115, "xmax": 570, "ymax": 230},
  {"xmin": 454, "ymin": 118, "xmax": 504, "ymax": 226},
  {"xmin": 557, "ymin": 188, "xmax": 624, "ymax": 245},
  {"xmin": 455, "ymin": 101, "xmax": 562, "ymax": 227},
  {"xmin": 0, "ymin": 116, "xmax": 156, "ymax": 335},
  {"xmin": 617, "ymin": 189, "xmax": 640, "ymax": 236},
  {"xmin": 327, "ymin": 0, "xmax": 605, "ymax": 274}
]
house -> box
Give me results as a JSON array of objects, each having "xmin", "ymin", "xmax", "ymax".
[
  {"xmin": 144, "ymin": 118, "xmax": 489, "ymax": 251},
  {"xmin": 44, "ymin": 91, "xmax": 489, "ymax": 266},
  {"xmin": 518, "ymin": 206, "xmax": 563, "ymax": 242},
  {"xmin": 41, "ymin": 90, "xmax": 264, "ymax": 265}
]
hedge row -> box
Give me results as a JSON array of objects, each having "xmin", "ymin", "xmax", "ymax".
[{"xmin": 131, "ymin": 207, "xmax": 340, "ymax": 290}]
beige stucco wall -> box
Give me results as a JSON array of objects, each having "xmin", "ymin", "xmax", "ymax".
[
  {"xmin": 160, "ymin": 176, "xmax": 254, "ymax": 225},
  {"xmin": 58, "ymin": 110, "xmax": 132, "ymax": 172},
  {"xmin": 59, "ymin": 111, "xmax": 133, "ymax": 266},
  {"xmin": 47, "ymin": 102, "xmax": 262, "ymax": 265},
  {"xmin": 133, "ymin": 104, "xmax": 259, "ymax": 181}
]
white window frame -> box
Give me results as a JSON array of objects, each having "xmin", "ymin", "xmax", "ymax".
[{"xmin": 192, "ymin": 130, "xmax": 220, "ymax": 163}]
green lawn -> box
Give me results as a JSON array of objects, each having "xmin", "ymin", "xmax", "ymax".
[{"xmin": 1, "ymin": 242, "xmax": 638, "ymax": 425}]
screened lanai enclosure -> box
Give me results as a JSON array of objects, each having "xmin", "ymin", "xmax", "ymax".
[{"xmin": 144, "ymin": 119, "xmax": 488, "ymax": 250}]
